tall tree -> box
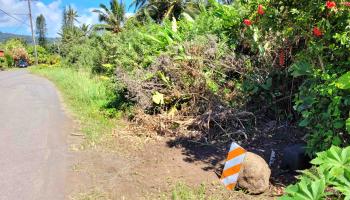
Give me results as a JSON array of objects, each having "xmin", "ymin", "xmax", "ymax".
[
  {"xmin": 62, "ymin": 5, "xmax": 79, "ymax": 29},
  {"xmin": 93, "ymin": 0, "xmax": 125, "ymax": 33},
  {"xmin": 80, "ymin": 24, "xmax": 92, "ymax": 36},
  {"xmin": 131, "ymin": 0, "xmax": 203, "ymax": 22},
  {"xmin": 131, "ymin": 0, "xmax": 147, "ymax": 11},
  {"xmin": 36, "ymin": 14, "xmax": 47, "ymax": 47},
  {"xmin": 59, "ymin": 6, "xmax": 82, "ymax": 56}
]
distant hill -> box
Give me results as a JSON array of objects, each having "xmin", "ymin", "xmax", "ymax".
[{"xmin": 0, "ymin": 32, "xmax": 56, "ymax": 44}]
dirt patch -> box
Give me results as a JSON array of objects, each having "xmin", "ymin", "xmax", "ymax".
[
  {"xmin": 67, "ymin": 120, "xmax": 304, "ymax": 199},
  {"xmin": 67, "ymin": 136, "xmax": 221, "ymax": 199},
  {"xmin": 167, "ymin": 122, "xmax": 305, "ymax": 191}
]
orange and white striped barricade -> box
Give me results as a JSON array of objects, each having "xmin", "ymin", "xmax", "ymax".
[{"xmin": 220, "ymin": 142, "xmax": 247, "ymax": 190}]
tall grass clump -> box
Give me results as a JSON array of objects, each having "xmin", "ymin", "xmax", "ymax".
[{"xmin": 30, "ymin": 66, "xmax": 123, "ymax": 140}]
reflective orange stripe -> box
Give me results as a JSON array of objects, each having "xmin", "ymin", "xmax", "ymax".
[
  {"xmin": 226, "ymin": 147, "xmax": 246, "ymax": 161},
  {"xmin": 221, "ymin": 164, "xmax": 242, "ymax": 179},
  {"xmin": 221, "ymin": 142, "xmax": 247, "ymax": 191},
  {"xmin": 226, "ymin": 183, "xmax": 236, "ymax": 190}
]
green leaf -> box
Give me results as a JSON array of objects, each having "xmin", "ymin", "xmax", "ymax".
[
  {"xmin": 181, "ymin": 13, "xmax": 194, "ymax": 22},
  {"xmin": 299, "ymin": 119, "xmax": 310, "ymax": 127},
  {"xmin": 281, "ymin": 178, "xmax": 326, "ymax": 200},
  {"xmin": 261, "ymin": 78, "xmax": 272, "ymax": 90},
  {"xmin": 332, "ymin": 136, "xmax": 342, "ymax": 146},
  {"xmin": 346, "ymin": 118, "xmax": 350, "ymax": 133},
  {"xmin": 336, "ymin": 72, "xmax": 350, "ymax": 90},
  {"xmin": 152, "ymin": 91, "xmax": 164, "ymax": 105},
  {"xmin": 101, "ymin": 63, "xmax": 113, "ymax": 70},
  {"xmin": 334, "ymin": 120, "xmax": 344, "ymax": 129},
  {"xmin": 282, "ymin": 147, "xmax": 350, "ymax": 200},
  {"xmin": 157, "ymin": 71, "xmax": 171, "ymax": 87},
  {"xmin": 289, "ymin": 61, "xmax": 312, "ymax": 77}
]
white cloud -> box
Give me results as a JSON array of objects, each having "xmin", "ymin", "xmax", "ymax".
[
  {"xmin": 0, "ymin": 0, "xmax": 30, "ymax": 27},
  {"xmin": 33, "ymin": 0, "xmax": 62, "ymax": 36},
  {"xmin": 0, "ymin": 0, "xmax": 136, "ymax": 37},
  {"xmin": 77, "ymin": 8, "xmax": 99, "ymax": 27},
  {"xmin": 0, "ymin": 0, "xmax": 62, "ymax": 36}
]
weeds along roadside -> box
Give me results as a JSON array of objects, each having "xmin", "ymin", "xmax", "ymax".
[{"xmin": 29, "ymin": 65, "xmax": 127, "ymax": 142}]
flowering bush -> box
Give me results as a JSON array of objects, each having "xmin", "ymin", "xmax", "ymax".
[
  {"xmin": 9, "ymin": 47, "xmax": 29, "ymax": 63},
  {"xmin": 237, "ymin": 0, "xmax": 350, "ymax": 155}
]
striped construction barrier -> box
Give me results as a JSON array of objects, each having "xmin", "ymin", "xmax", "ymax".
[{"xmin": 220, "ymin": 142, "xmax": 247, "ymax": 190}]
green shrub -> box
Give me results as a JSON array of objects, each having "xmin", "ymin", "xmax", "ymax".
[
  {"xmin": 60, "ymin": 35, "xmax": 106, "ymax": 74},
  {"xmin": 285, "ymin": 2, "xmax": 350, "ymax": 155},
  {"xmin": 27, "ymin": 45, "xmax": 60, "ymax": 65},
  {"xmin": 231, "ymin": 0, "xmax": 350, "ymax": 155},
  {"xmin": 281, "ymin": 146, "xmax": 350, "ymax": 200},
  {"xmin": 48, "ymin": 54, "xmax": 61, "ymax": 65},
  {"xmin": 0, "ymin": 57, "xmax": 5, "ymax": 69},
  {"xmin": 4, "ymin": 53, "xmax": 14, "ymax": 68}
]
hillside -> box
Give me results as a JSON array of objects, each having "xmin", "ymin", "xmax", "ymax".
[
  {"xmin": 0, "ymin": 32, "xmax": 32, "ymax": 43},
  {"xmin": 0, "ymin": 32, "xmax": 56, "ymax": 43}
]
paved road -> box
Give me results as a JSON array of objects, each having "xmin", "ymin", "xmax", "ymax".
[{"xmin": 0, "ymin": 69, "xmax": 72, "ymax": 200}]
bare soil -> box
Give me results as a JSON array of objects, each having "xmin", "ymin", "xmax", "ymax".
[{"xmin": 66, "ymin": 120, "xmax": 301, "ymax": 199}]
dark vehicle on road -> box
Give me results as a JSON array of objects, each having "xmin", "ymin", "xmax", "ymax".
[{"xmin": 17, "ymin": 59, "xmax": 28, "ymax": 68}]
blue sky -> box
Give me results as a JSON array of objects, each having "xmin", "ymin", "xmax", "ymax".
[
  {"xmin": 41, "ymin": 0, "xmax": 134, "ymax": 12},
  {"xmin": 0, "ymin": 0, "xmax": 134, "ymax": 37}
]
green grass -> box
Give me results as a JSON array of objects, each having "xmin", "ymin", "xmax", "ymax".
[
  {"xmin": 30, "ymin": 65, "xmax": 120, "ymax": 141},
  {"xmin": 171, "ymin": 183, "xmax": 207, "ymax": 200},
  {"xmin": 167, "ymin": 182, "xmax": 263, "ymax": 200}
]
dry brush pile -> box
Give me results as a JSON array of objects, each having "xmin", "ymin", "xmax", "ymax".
[{"xmin": 114, "ymin": 33, "xmax": 287, "ymax": 144}]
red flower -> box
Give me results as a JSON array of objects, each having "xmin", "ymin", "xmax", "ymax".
[
  {"xmin": 326, "ymin": 1, "xmax": 336, "ymax": 9},
  {"xmin": 313, "ymin": 27, "xmax": 323, "ymax": 37},
  {"xmin": 243, "ymin": 19, "xmax": 252, "ymax": 26},
  {"xmin": 258, "ymin": 5, "xmax": 265, "ymax": 15}
]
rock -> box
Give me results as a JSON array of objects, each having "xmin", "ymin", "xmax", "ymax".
[
  {"xmin": 281, "ymin": 144, "xmax": 311, "ymax": 171},
  {"xmin": 237, "ymin": 152, "xmax": 271, "ymax": 194}
]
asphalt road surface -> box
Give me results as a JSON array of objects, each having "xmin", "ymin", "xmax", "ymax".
[{"xmin": 0, "ymin": 69, "xmax": 72, "ymax": 200}]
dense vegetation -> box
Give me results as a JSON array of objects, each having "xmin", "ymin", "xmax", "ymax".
[
  {"xmin": 1, "ymin": 0, "xmax": 350, "ymax": 198},
  {"xmin": 80, "ymin": 0, "xmax": 350, "ymax": 156}
]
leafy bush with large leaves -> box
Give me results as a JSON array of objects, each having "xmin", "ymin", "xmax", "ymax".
[{"xmin": 281, "ymin": 146, "xmax": 350, "ymax": 200}]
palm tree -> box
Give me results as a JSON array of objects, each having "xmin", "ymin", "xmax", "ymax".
[
  {"xmin": 131, "ymin": 0, "xmax": 147, "ymax": 11},
  {"xmin": 80, "ymin": 24, "xmax": 92, "ymax": 36},
  {"xmin": 131, "ymin": 0, "xmax": 203, "ymax": 23},
  {"xmin": 63, "ymin": 5, "xmax": 79, "ymax": 29},
  {"xmin": 58, "ymin": 6, "xmax": 82, "ymax": 56},
  {"xmin": 93, "ymin": 0, "xmax": 125, "ymax": 33}
]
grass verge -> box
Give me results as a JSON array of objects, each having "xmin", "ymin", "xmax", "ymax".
[
  {"xmin": 30, "ymin": 65, "xmax": 120, "ymax": 141},
  {"xmin": 171, "ymin": 183, "xmax": 207, "ymax": 200}
]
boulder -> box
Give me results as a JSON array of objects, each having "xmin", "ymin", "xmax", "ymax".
[
  {"xmin": 237, "ymin": 152, "xmax": 271, "ymax": 194},
  {"xmin": 281, "ymin": 143, "xmax": 311, "ymax": 171}
]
